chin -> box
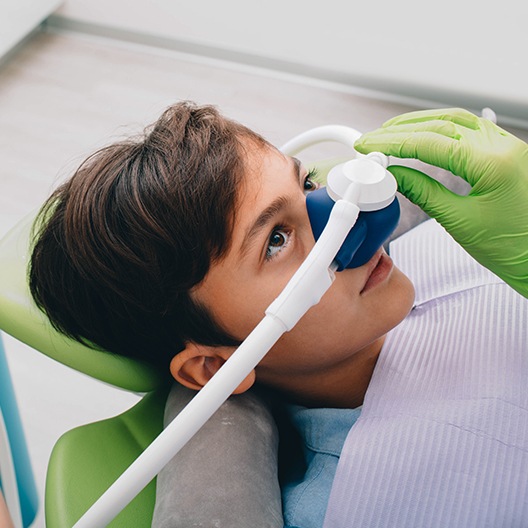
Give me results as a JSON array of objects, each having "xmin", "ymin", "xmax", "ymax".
[{"xmin": 389, "ymin": 267, "xmax": 415, "ymax": 322}]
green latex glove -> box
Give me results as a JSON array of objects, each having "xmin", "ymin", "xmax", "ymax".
[{"xmin": 354, "ymin": 107, "xmax": 528, "ymax": 298}]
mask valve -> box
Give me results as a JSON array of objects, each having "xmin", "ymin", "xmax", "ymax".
[
  {"xmin": 307, "ymin": 153, "xmax": 399, "ymax": 271},
  {"xmin": 328, "ymin": 154, "xmax": 395, "ymax": 210}
]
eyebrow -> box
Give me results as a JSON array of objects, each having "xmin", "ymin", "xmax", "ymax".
[{"xmin": 239, "ymin": 157, "xmax": 302, "ymax": 259}]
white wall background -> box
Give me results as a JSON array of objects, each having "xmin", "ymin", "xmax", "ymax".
[
  {"xmin": 51, "ymin": 0, "xmax": 528, "ymax": 128},
  {"xmin": 0, "ymin": 0, "xmax": 62, "ymax": 58}
]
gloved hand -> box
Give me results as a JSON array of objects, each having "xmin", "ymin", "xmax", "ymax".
[{"xmin": 354, "ymin": 107, "xmax": 528, "ymax": 298}]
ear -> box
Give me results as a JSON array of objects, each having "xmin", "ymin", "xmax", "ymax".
[{"xmin": 170, "ymin": 342, "xmax": 256, "ymax": 394}]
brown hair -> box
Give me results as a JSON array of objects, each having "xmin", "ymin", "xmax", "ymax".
[{"xmin": 29, "ymin": 101, "xmax": 269, "ymax": 371}]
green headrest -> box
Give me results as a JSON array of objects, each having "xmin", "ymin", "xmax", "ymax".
[{"xmin": 0, "ymin": 212, "xmax": 165, "ymax": 392}]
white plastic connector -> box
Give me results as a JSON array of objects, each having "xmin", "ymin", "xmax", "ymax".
[
  {"xmin": 326, "ymin": 157, "xmax": 396, "ymax": 211},
  {"xmin": 365, "ymin": 151, "xmax": 389, "ymax": 168},
  {"xmin": 266, "ymin": 199, "xmax": 360, "ymax": 330},
  {"xmin": 481, "ymin": 107, "xmax": 497, "ymax": 124}
]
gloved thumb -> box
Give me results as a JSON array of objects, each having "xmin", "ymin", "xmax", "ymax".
[{"xmin": 388, "ymin": 165, "xmax": 459, "ymax": 220}]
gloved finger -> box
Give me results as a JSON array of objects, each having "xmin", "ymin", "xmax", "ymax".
[
  {"xmin": 357, "ymin": 120, "xmax": 463, "ymax": 146},
  {"xmin": 479, "ymin": 115, "xmax": 513, "ymax": 139},
  {"xmin": 388, "ymin": 165, "xmax": 462, "ymax": 219},
  {"xmin": 356, "ymin": 129, "xmax": 471, "ymax": 182},
  {"xmin": 381, "ymin": 107, "xmax": 480, "ymax": 130}
]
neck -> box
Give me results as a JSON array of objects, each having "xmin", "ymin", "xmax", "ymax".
[{"xmin": 261, "ymin": 336, "xmax": 385, "ymax": 409}]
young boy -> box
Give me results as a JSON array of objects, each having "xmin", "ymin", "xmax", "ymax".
[
  {"xmin": 29, "ymin": 102, "xmax": 528, "ymax": 527},
  {"xmin": 29, "ymin": 101, "xmax": 415, "ymax": 409}
]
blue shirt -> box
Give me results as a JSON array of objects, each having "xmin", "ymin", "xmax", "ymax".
[{"xmin": 282, "ymin": 405, "xmax": 362, "ymax": 528}]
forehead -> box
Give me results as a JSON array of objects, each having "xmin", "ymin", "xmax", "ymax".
[
  {"xmin": 221, "ymin": 142, "xmax": 296, "ymax": 256},
  {"xmin": 236, "ymin": 142, "xmax": 291, "ymax": 204}
]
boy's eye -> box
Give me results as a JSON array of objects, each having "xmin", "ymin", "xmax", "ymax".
[
  {"xmin": 266, "ymin": 228, "xmax": 291, "ymax": 260},
  {"xmin": 303, "ymin": 169, "xmax": 319, "ymax": 195}
]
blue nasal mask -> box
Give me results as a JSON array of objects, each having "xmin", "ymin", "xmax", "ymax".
[
  {"xmin": 306, "ymin": 159, "xmax": 400, "ymax": 271},
  {"xmin": 75, "ymin": 125, "xmax": 402, "ymax": 527},
  {"xmin": 281, "ymin": 125, "xmax": 400, "ymax": 271}
]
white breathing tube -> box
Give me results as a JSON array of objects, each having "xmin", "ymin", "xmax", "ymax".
[{"xmin": 73, "ymin": 126, "xmax": 396, "ymax": 528}]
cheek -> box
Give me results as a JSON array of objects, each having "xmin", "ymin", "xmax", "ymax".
[
  {"xmin": 206, "ymin": 264, "xmax": 301, "ymax": 341},
  {"xmin": 259, "ymin": 279, "xmax": 363, "ymax": 370},
  {"xmin": 284, "ymin": 288, "xmax": 362, "ymax": 343},
  {"xmin": 260, "ymin": 266, "xmax": 414, "ymax": 373}
]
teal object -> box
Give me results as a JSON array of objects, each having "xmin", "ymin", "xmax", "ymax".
[
  {"xmin": 355, "ymin": 107, "xmax": 528, "ymax": 298},
  {"xmin": 0, "ymin": 334, "xmax": 38, "ymax": 527}
]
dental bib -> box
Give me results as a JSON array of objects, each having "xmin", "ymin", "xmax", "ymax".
[{"xmin": 324, "ymin": 220, "xmax": 528, "ymax": 528}]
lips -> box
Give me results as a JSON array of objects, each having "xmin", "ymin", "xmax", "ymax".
[{"xmin": 360, "ymin": 248, "xmax": 394, "ymax": 295}]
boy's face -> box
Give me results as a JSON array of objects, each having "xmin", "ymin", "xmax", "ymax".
[{"xmin": 193, "ymin": 141, "xmax": 415, "ymax": 405}]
